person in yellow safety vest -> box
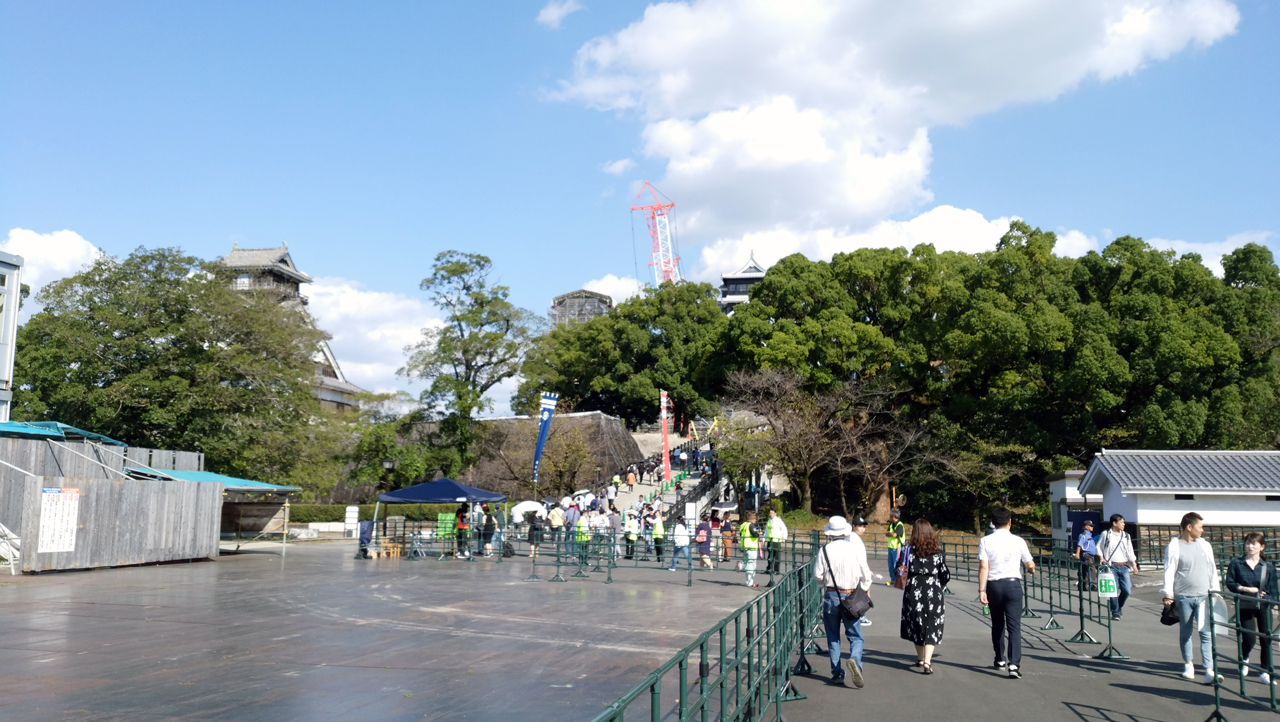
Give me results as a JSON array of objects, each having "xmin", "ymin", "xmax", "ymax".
[
  {"xmin": 886, "ymin": 508, "xmax": 906, "ymax": 586},
  {"xmin": 623, "ymin": 510, "xmax": 640, "ymax": 559},
  {"xmin": 575, "ymin": 513, "xmax": 590, "ymax": 564},
  {"xmin": 739, "ymin": 511, "xmax": 761, "ymax": 588},
  {"xmin": 652, "ymin": 514, "xmax": 666, "ymax": 565},
  {"xmin": 764, "ymin": 508, "xmax": 789, "ymax": 585}
]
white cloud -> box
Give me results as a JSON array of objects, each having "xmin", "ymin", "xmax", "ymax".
[
  {"xmin": 537, "ymin": 0, "xmax": 583, "ymax": 29},
  {"xmin": 691, "ymin": 205, "xmax": 1012, "ymax": 281},
  {"xmin": 691, "ymin": 207, "xmax": 1268, "ymax": 281},
  {"xmin": 583, "ymin": 273, "xmax": 644, "ymax": 305},
  {"xmin": 601, "ymin": 158, "xmax": 636, "ymax": 175},
  {"xmin": 304, "ymin": 277, "xmax": 442, "ymax": 395},
  {"xmin": 556, "ymin": 0, "xmax": 1240, "ymax": 246},
  {"xmin": 1, "ymin": 228, "xmax": 100, "ymax": 302}
]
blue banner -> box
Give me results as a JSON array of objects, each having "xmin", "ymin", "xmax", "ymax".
[{"xmin": 531, "ymin": 393, "xmax": 559, "ymax": 487}]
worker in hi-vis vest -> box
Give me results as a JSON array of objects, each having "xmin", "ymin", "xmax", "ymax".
[
  {"xmin": 739, "ymin": 511, "xmax": 761, "ymax": 588},
  {"xmin": 623, "ymin": 510, "xmax": 640, "ymax": 559},
  {"xmin": 652, "ymin": 513, "xmax": 666, "ymax": 565},
  {"xmin": 886, "ymin": 508, "xmax": 906, "ymax": 585},
  {"xmin": 764, "ymin": 508, "xmax": 789, "ymax": 584},
  {"xmin": 575, "ymin": 514, "xmax": 590, "ymax": 564}
]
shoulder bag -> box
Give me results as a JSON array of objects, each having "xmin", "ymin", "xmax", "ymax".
[
  {"xmin": 893, "ymin": 544, "xmax": 911, "ymax": 590},
  {"xmin": 822, "ymin": 544, "xmax": 874, "ymax": 620}
]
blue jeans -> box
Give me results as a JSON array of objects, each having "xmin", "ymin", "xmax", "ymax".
[
  {"xmin": 668, "ymin": 545, "xmax": 691, "ymax": 569},
  {"xmin": 1175, "ymin": 595, "xmax": 1213, "ymax": 668},
  {"xmin": 1106, "ymin": 566, "xmax": 1131, "ymax": 615},
  {"xmin": 822, "ymin": 590, "xmax": 864, "ymax": 676},
  {"xmin": 887, "ymin": 547, "xmax": 900, "ymax": 583}
]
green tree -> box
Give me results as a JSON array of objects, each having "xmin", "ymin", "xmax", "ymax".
[
  {"xmin": 400, "ymin": 251, "xmax": 542, "ymax": 475},
  {"xmin": 516, "ymin": 281, "xmax": 727, "ymax": 431},
  {"xmin": 13, "ymin": 247, "xmax": 344, "ymax": 496}
]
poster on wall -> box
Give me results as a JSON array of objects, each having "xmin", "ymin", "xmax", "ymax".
[{"xmin": 38, "ymin": 487, "xmax": 80, "ymax": 554}]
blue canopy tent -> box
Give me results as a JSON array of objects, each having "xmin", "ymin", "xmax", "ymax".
[
  {"xmin": 25, "ymin": 422, "xmax": 127, "ymax": 446},
  {"xmin": 371, "ymin": 479, "xmax": 507, "ymax": 551},
  {"xmin": 378, "ymin": 478, "xmax": 506, "ymax": 504}
]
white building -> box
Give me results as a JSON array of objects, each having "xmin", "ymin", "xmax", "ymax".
[
  {"xmin": 718, "ymin": 253, "xmax": 767, "ymax": 314},
  {"xmin": 1078, "ymin": 449, "xmax": 1280, "ymax": 539},
  {"xmin": 1048, "ymin": 470, "xmax": 1101, "ymax": 546}
]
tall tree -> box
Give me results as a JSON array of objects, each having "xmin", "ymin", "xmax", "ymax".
[
  {"xmin": 13, "ymin": 247, "xmax": 344, "ymax": 496},
  {"xmin": 400, "ymin": 251, "xmax": 542, "ymax": 475},
  {"xmin": 516, "ymin": 281, "xmax": 727, "ymax": 431}
]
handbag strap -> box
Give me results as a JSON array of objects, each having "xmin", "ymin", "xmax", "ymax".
[{"xmin": 821, "ymin": 544, "xmax": 839, "ymax": 590}]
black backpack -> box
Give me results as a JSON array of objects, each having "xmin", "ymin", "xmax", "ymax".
[{"xmin": 502, "ymin": 542, "xmax": 516, "ymax": 558}]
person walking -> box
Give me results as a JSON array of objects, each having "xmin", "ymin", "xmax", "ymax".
[
  {"xmin": 765, "ymin": 507, "xmax": 789, "ymax": 585},
  {"xmin": 548, "ymin": 503, "xmax": 565, "ymax": 548},
  {"xmin": 1074, "ymin": 519, "xmax": 1098, "ymax": 591},
  {"xmin": 623, "ymin": 510, "xmax": 640, "ymax": 559},
  {"xmin": 886, "ymin": 509, "xmax": 906, "ymax": 586},
  {"xmin": 978, "ymin": 507, "xmax": 1035, "ymax": 679},
  {"xmin": 454, "ymin": 504, "xmax": 471, "ymax": 558},
  {"xmin": 1162, "ymin": 512, "xmax": 1221, "ymax": 683},
  {"xmin": 850, "ymin": 516, "xmax": 875, "ymax": 627},
  {"xmin": 739, "ymin": 511, "xmax": 761, "ymax": 587},
  {"xmin": 565, "ymin": 502, "xmax": 582, "ymax": 558},
  {"xmin": 652, "ymin": 510, "xmax": 666, "ymax": 565},
  {"xmin": 526, "ymin": 511, "xmax": 544, "ymax": 559},
  {"xmin": 669, "ymin": 520, "xmax": 692, "ymax": 570},
  {"xmin": 607, "ymin": 482, "xmax": 618, "ymax": 507},
  {"xmin": 481, "ymin": 505, "xmax": 497, "ymax": 557},
  {"xmin": 609, "ymin": 506, "xmax": 623, "ymax": 560},
  {"xmin": 1226, "ymin": 532, "xmax": 1278, "ymax": 685},
  {"xmin": 814, "ymin": 516, "xmax": 875, "ymax": 688},
  {"xmin": 710, "ymin": 512, "xmax": 723, "ymax": 561},
  {"xmin": 627, "ymin": 469, "xmax": 636, "ymax": 494},
  {"xmin": 696, "ymin": 515, "xmax": 715, "ymax": 568},
  {"xmin": 900, "ymin": 519, "xmax": 949, "ymax": 674},
  {"xmin": 1096, "ymin": 514, "xmax": 1138, "ymax": 619}
]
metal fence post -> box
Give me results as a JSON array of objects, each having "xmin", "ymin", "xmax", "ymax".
[
  {"xmin": 1066, "ymin": 557, "xmax": 1100, "ymax": 645},
  {"xmin": 549, "ymin": 536, "xmax": 567, "ymax": 583}
]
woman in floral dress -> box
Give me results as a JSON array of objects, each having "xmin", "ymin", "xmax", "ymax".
[{"xmin": 900, "ymin": 518, "xmax": 950, "ymax": 674}]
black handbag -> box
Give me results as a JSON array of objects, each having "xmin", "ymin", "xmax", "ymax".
[
  {"xmin": 822, "ymin": 545, "xmax": 874, "ymax": 620},
  {"xmin": 1160, "ymin": 603, "xmax": 1181, "ymax": 626}
]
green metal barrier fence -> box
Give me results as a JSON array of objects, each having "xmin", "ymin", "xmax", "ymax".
[
  {"xmin": 942, "ymin": 541, "xmax": 1129, "ymax": 659},
  {"xmin": 1205, "ymin": 589, "xmax": 1279, "ymax": 721},
  {"xmin": 590, "ymin": 547, "xmax": 822, "ymax": 722}
]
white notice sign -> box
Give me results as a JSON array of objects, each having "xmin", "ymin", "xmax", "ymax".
[{"xmin": 38, "ymin": 487, "xmax": 80, "ymax": 554}]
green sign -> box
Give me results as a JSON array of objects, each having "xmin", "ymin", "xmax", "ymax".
[{"xmin": 1097, "ymin": 571, "xmax": 1118, "ymax": 599}]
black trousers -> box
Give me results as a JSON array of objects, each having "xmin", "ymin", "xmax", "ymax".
[
  {"xmin": 1241, "ymin": 606, "xmax": 1274, "ymax": 669},
  {"xmin": 625, "ymin": 539, "xmax": 635, "ymax": 559},
  {"xmin": 988, "ymin": 578, "xmax": 1023, "ymax": 667},
  {"xmin": 768, "ymin": 542, "xmax": 783, "ymax": 574},
  {"xmin": 655, "ymin": 540, "xmax": 664, "ymax": 563}
]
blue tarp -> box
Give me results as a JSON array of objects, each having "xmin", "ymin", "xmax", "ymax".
[
  {"xmin": 25, "ymin": 422, "xmax": 127, "ymax": 446},
  {"xmin": 126, "ymin": 468, "xmax": 300, "ymax": 493},
  {"xmin": 378, "ymin": 478, "xmax": 506, "ymax": 504},
  {"xmin": 0, "ymin": 421, "xmax": 66, "ymax": 441}
]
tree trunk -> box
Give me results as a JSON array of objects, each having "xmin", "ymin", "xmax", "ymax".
[
  {"xmin": 866, "ymin": 477, "xmax": 892, "ymax": 523},
  {"xmin": 799, "ymin": 472, "xmax": 813, "ymax": 514}
]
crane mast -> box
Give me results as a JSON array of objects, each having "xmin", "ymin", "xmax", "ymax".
[{"xmin": 631, "ymin": 182, "xmax": 681, "ymax": 286}]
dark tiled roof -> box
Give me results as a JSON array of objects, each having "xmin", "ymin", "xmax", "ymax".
[
  {"xmin": 219, "ymin": 246, "xmax": 313, "ymax": 284},
  {"xmin": 1087, "ymin": 450, "xmax": 1280, "ymax": 493}
]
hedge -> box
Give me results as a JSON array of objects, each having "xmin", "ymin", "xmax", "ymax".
[{"xmin": 287, "ymin": 503, "xmax": 479, "ymax": 524}]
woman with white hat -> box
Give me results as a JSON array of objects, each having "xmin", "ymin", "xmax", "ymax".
[{"xmin": 814, "ymin": 515, "xmax": 875, "ymax": 688}]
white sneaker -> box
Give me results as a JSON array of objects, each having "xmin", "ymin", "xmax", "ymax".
[
  {"xmin": 1181, "ymin": 664, "xmax": 1195, "ymax": 680},
  {"xmin": 1203, "ymin": 670, "xmax": 1216, "ymax": 685},
  {"xmin": 1261, "ymin": 672, "xmax": 1272, "ymax": 685},
  {"xmin": 1241, "ymin": 664, "xmax": 1250, "ymax": 680}
]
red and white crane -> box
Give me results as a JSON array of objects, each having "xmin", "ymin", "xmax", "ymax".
[{"xmin": 631, "ymin": 181, "xmax": 681, "ymax": 286}]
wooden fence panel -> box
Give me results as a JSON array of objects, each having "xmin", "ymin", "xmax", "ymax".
[{"xmin": 15, "ymin": 476, "xmax": 222, "ymax": 572}]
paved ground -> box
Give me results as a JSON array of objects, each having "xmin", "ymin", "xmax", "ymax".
[
  {"xmin": 0, "ymin": 541, "xmax": 763, "ymax": 722},
  {"xmin": 786, "ymin": 576, "xmax": 1278, "ymax": 722}
]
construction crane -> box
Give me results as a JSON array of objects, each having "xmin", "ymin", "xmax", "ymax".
[{"xmin": 631, "ymin": 182, "xmax": 681, "ymax": 286}]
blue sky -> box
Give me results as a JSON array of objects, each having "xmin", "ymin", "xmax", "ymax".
[{"xmin": 3, "ymin": 1, "xmax": 1276, "ymax": 407}]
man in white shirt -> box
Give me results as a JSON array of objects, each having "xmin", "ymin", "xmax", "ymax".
[
  {"xmin": 1096, "ymin": 514, "xmax": 1138, "ymax": 620},
  {"xmin": 814, "ymin": 516, "xmax": 875, "ymax": 688},
  {"xmin": 1161, "ymin": 511, "xmax": 1221, "ymax": 683},
  {"xmin": 978, "ymin": 507, "xmax": 1036, "ymax": 679}
]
